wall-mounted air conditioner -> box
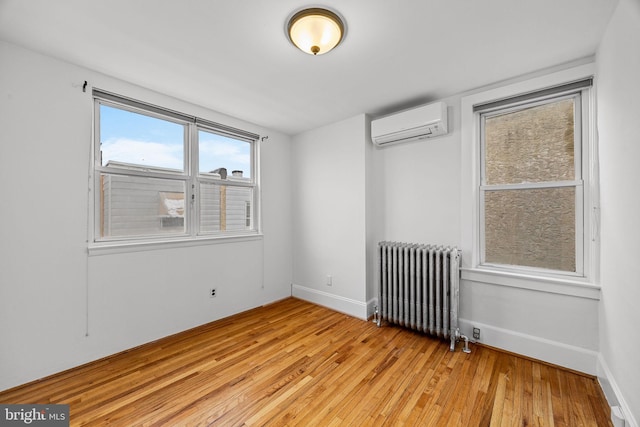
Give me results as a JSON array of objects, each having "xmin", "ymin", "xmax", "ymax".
[{"xmin": 371, "ymin": 101, "xmax": 448, "ymax": 146}]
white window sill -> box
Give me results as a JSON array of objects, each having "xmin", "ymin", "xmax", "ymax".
[
  {"xmin": 88, "ymin": 232, "xmax": 263, "ymax": 256},
  {"xmin": 460, "ymin": 267, "xmax": 601, "ymax": 300}
]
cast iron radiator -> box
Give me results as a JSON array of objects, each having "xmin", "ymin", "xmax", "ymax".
[{"xmin": 376, "ymin": 241, "xmax": 470, "ymax": 353}]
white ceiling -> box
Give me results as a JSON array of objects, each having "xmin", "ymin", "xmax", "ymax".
[{"xmin": 0, "ymin": 0, "xmax": 617, "ymax": 135}]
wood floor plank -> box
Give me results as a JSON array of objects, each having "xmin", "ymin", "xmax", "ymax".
[{"xmin": 0, "ymin": 298, "xmax": 611, "ymax": 426}]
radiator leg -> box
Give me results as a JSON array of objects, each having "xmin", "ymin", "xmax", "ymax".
[{"xmin": 375, "ymin": 305, "xmax": 381, "ymax": 327}]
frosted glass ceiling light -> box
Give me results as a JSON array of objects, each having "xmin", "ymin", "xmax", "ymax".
[{"xmin": 287, "ymin": 8, "xmax": 345, "ymax": 55}]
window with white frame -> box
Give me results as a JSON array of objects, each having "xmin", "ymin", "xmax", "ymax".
[
  {"xmin": 92, "ymin": 90, "xmax": 259, "ymax": 245},
  {"xmin": 461, "ymin": 74, "xmax": 596, "ymax": 282},
  {"xmin": 479, "ymin": 84, "xmax": 591, "ymax": 275}
]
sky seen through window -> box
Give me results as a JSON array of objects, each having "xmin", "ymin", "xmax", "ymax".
[{"xmin": 100, "ymin": 105, "xmax": 251, "ymax": 176}]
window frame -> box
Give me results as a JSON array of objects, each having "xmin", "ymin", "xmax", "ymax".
[
  {"xmin": 89, "ymin": 90, "xmax": 262, "ymax": 253},
  {"xmin": 460, "ymin": 64, "xmax": 600, "ymax": 298},
  {"xmin": 478, "ymin": 91, "xmax": 585, "ymax": 277}
]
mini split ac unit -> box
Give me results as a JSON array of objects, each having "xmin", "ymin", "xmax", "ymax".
[{"xmin": 371, "ymin": 101, "xmax": 448, "ymax": 146}]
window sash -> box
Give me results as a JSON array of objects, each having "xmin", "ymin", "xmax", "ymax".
[
  {"xmin": 478, "ymin": 91, "xmax": 585, "ymax": 276},
  {"xmin": 479, "ymin": 93, "xmax": 583, "ymax": 187},
  {"xmin": 479, "ymin": 184, "xmax": 584, "ymax": 276},
  {"xmin": 197, "ymin": 182, "xmax": 254, "ymax": 235},
  {"xmin": 98, "ymin": 173, "xmax": 189, "ymax": 241},
  {"xmin": 95, "ymin": 99, "xmax": 190, "ymax": 175}
]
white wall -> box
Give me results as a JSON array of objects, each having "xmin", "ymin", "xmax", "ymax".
[
  {"xmin": 596, "ymin": 0, "xmax": 640, "ymax": 424},
  {"xmin": 365, "ymin": 116, "xmax": 382, "ymax": 310},
  {"xmin": 291, "ymin": 115, "xmax": 370, "ymax": 318},
  {"xmin": 458, "ymin": 279, "xmax": 599, "ymax": 373},
  {"xmin": 375, "ymin": 105, "xmax": 461, "ymax": 246},
  {"xmin": 0, "ymin": 40, "xmax": 292, "ymax": 391}
]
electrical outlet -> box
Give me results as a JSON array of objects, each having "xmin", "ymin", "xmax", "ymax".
[
  {"xmin": 210, "ymin": 288, "xmax": 217, "ymax": 298},
  {"xmin": 473, "ymin": 327, "xmax": 481, "ymax": 340}
]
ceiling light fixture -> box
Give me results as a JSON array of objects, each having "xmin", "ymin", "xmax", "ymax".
[{"xmin": 286, "ymin": 7, "xmax": 346, "ymax": 56}]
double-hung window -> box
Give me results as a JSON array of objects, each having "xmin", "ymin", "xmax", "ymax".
[
  {"xmin": 92, "ymin": 90, "xmax": 260, "ymax": 247},
  {"xmin": 477, "ymin": 81, "xmax": 591, "ymax": 275},
  {"xmin": 461, "ymin": 66, "xmax": 597, "ymax": 288}
]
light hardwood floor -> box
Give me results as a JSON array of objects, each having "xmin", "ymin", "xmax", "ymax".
[{"xmin": 0, "ymin": 298, "xmax": 611, "ymax": 426}]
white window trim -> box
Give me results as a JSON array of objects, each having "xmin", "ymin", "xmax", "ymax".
[
  {"xmin": 460, "ymin": 63, "xmax": 600, "ymax": 298},
  {"xmin": 88, "ymin": 90, "xmax": 263, "ymax": 255},
  {"xmin": 87, "ymin": 233, "xmax": 264, "ymax": 256}
]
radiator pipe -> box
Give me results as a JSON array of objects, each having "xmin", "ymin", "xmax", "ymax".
[
  {"xmin": 450, "ymin": 328, "xmax": 472, "ymax": 354},
  {"xmin": 462, "ymin": 334, "xmax": 471, "ymax": 354}
]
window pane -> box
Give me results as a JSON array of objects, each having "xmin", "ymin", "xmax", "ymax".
[
  {"xmin": 199, "ymin": 130, "xmax": 251, "ymax": 179},
  {"xmin": 100, "ymin": 104, "xmax": 185, "ymax": 172},
  {"xmin": 484, "ymin": 187, "xmax": 576, "ymax": 272},
  {"xmin": 200, "ymin": 182, "xmax": 253, "ymax": 232},
  {"xmin": 484, "ymin": 98, "xmax": 575, "ymax": 185},
  {"xmin": 100, "ymin": 174, "xmax": 186, "ymax": 238}
]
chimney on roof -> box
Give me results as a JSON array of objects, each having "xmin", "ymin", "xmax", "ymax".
[{"xmin": 211, "ymin": 168, "xmax": 227, "ymax": 179}]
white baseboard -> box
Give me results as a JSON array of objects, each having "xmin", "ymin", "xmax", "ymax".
[
  {"xmin": 457, "ymin": 318, "xmax": 599, "ymax": 375},
  {"xmin": 291, "ymin": 284, "xmax": 368, "ymax": 320},
  {"xmin": 598, "ymin": 354, "xmax": 638, "ymax": 427}
]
